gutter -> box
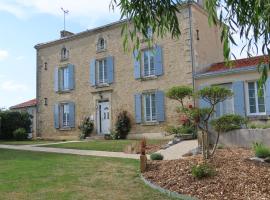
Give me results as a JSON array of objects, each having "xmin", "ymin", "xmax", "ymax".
[{"xmin": 194, "ymin": 65, "xmax": 259, "ymax": 79}]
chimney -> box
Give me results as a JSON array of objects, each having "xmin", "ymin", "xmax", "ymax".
[{"xmin": 60, "ymin": 30, "xmax": 74, "ymax": 38}]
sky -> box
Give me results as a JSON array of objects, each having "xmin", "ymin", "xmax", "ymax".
[{"xmin": 0, "ymin": 0, "xmax": 260, "ymax": 109}]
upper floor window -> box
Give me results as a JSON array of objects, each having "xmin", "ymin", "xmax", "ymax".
[
  {"xmin": 143, "ymin": 93, "xmax": 157, "ymax": 122},
  {"xmin": 97, "ymin": 37, "xmax": 106, "ymax": 51},
  {"xmin": 146, "ymin": 27, "xmax": 153, "ymax": 39},
  {"xmin": 54, "ymin": 64, "xmax": 74, "ymax": 92},
  {"xmin": 143, "ymin": 49, "xmax": 155, "ymax": 77},
  {"xmin": 97, "ymin": 59, "xmax": 108, "ymax": 84},
  {"xmin": 246, "ymin": 81, "xmax": 266, "ymax": 115},
  {"xmin": 61, "ymin": 47, "xmax": 69, "ymax": 60}
]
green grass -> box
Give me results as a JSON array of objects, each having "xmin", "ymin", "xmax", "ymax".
[
  {"xmin": 0, "ymin": 149, "xmax": 177, "ymax": 200},
  {"xmin": 0, "ymin": 140, "xmax": 57, "ymax": 145},
  {"xmin": 44, "ymin": 139, "xmax": 167, "ymax": 152}
]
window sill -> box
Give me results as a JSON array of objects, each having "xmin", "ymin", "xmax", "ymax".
[
  {"xmin": 95, "ymin": 83, "xmax": 110, "ymax": 88},
  {"xmin": 140, "ymin": 75, "xmax": 158, "ymax": 81},
  {"xmin": 142, "ymin": 121, "xmax": 159, "ymax": 126},
  {"xmin": 59, "ymin": 127, "xmax": 72, "ymax": 131},
  {"xmin": 60, "ymin": 58, "xmax": 69, "ymax": 62},
  {"xmin": 247, "ymin": 114, "xmax": 269, "ymax": 120},
  {"xmin": 57, "ymin": 90, "xmax": 72, "ymax": 94}
]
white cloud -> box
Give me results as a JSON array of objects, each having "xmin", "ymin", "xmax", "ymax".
[
  {"xmin": 0, "ymin": 50, "xmax": 9, "ymax": 61},
  {"xmin": 0, "ymin": 80, "xmax": 29, "ymax": 91},
  {"xmin": 0, "ymin": 0, "xmax": 120, "ymax": 28}
]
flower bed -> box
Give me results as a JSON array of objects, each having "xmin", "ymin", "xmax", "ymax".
[{"xmin": 143, "ymin": 148, "xmax": 270, "ymax": 200}]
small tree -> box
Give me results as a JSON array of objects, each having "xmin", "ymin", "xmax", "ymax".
[
  {"xmin": 167, "ymin": 85, "xmax": 236, "ymax": 160},
  {"xmin": 78, "ymin": 117, "xmax": 94, "ymax": 140}
]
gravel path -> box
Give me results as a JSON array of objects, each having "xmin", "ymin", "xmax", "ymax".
[
  {"xmin": 0, "ymin": 144, "xmax": 140, "ymax": 159},
  {"xmin": 156, "ymin": 140, "xmax": 198, "ymax": 160}
]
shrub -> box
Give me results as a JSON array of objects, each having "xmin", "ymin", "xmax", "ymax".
[
  {"xmin": 211, "ymin": 114, "xmax": 247, "ymax": 133},
  {"xmin": 191, "ymin": 163, "xmax": 215, "ymax": 179},
  {"xmin": 252, "ymin": 142, "xmax": 270, "ymax": 158},
  {"xmin": 166, "ymin": 86, "xmax": 193, "ymax": 104},
  {"xmin": 150, "ymin": 153, "xmax": 164, "ymax": 160},
  {"xmin": 115, "ymin": 111, "xmax": 131, "ymax": 139},
  {"xmin": 13, "ymin": 128, "xmax": 28, "ymax": 140},
  {"xmin": 0, "ymin": 111, "xmax": 32, "ymax": 139},
  {"xmin": 78, "ymin": 117, "xmax": 94, "ymax": 139}
]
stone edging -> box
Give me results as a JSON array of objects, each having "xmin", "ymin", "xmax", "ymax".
[{"xmin": 140, "ymin": 174, "xmax": 198, "ymax": 200}]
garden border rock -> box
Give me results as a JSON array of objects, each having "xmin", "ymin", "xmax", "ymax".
[{"xmin": 140, "ymin": 174, "xmax": 198, "ymax": 200}]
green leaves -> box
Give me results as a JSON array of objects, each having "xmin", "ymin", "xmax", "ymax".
[{"xmin": 166, "ymin": 86, "xmax": 193, "ymax": 102}]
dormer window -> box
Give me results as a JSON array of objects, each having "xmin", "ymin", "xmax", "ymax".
[
  {"xmin": 61, "ymin": 47, "xmax": 69, "ymax": 61},
  {"xmin": 97, "ymin": 37, "xmax": 106, "ymax": 51}
]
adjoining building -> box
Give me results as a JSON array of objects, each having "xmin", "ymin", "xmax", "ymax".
[
  {"xmin": 10, "ymin": 99, "xmax": 37, "ymax": 138},
  {"xmin": 35, "ymin": 1, "xmax": 224, "ymax": 140},
  {"xmin": 195, "ymin": 55, "xmax": 270, "ymax": 121}
]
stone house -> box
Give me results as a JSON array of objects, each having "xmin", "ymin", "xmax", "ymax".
[
  {"xmin": 195, "ymin": 55, "xmax": 270, "ymax": 121},
  {"xmin": 10, "ymin": 99, "xmax": 37, "ymax": 138},
  {"xmin": 35, "ymin": 1, "xmax": 224, "ymax": 140}
]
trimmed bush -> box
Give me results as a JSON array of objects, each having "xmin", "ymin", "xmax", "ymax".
[
  {"xmin": 0, "ymin": 111, "xmax": 32, "ymax": 139},
  {"xmin": 191, "ymin": 163, "xmax": 215, "ymax": 179},
  {"xmin": 78, "ymin": 117, "xmax": 94, "ymax": 139},
  {"xmin": 252, "ymin": 142, "xmax": 270, "ymax": 158},
  {"xmin": 13, "ymin": 128, "xmax": 28, "ymax": 140},
  {"xmin": 115, "ymin": 111, "xmax": 131, "ymax": 139},
  {"xmin": 150, "ymin": 153, "xmax": 164, "ymax": 160}
]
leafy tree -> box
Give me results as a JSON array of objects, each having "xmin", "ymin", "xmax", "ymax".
[
  {"xmin": 166, "ymin": 86, "xmax": 193, "ymax": 107},
  {"xmin": 110, "ymin": 0, "xmax": 270, "ymax": 84}
]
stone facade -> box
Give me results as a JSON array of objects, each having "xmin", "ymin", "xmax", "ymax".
[{"xmin": 35, "ymin": 3, "xmax": 223, "ymax": 140}]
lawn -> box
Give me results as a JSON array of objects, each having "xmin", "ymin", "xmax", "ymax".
[
  {"xmin": 0, "ymin": 149, "xmax": 177, "ymax": 200},
  {"xmin": 0, "ymin": 140, "xmax": 56, "ymax": 145},
  {"xmin": 44, "ymin": 139, "xmax": 167, "ymax": 152}
]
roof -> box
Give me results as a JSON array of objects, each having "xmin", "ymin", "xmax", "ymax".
[
  {"xmin": 207, "ymin": 55, "xmax": 269, "ymax": 73},
  {"xmin": 10, "ymin": 99, "xmax": 37, "ymax": 110}
]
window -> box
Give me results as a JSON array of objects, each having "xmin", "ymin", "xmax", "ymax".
[
  {"xmin": 59, "ymin": 67, "xmax": 69, "ymax": 91},
  {"xmin": 61, "ymin": 47, "xmax": 69, "ymax": 60},
  {"xmin": 143, "ymin": 93, "xmax": 157, "ymax": 122},
  {"xmin": 247, "ymin": 81, "xmax": 266, "ymax": 115},
  {"xmin": 97, "ymin": 59, "xmax": 107, "ymax": 84},
  {"xmin": 146, "ymin": 27, "xmax": 153, "ymax": 39},
  {"xmin": 61, "ymin": 104, "xmax": 70, "ymax": 127},
  {"xmin": 44, "ymin": 62, "xmax": 48, "ymax": 70},
  {"xmin": 97, "ymin": 37, "xmax": 106, "ymax": 51},
  {"xmin": 143, "ymin": 49, "xmax": 155, "ymax": 77}
]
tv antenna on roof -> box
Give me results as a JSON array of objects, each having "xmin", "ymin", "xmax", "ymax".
[{"xmin": 61, "ymin": 7, "xmax": 69, "ymax": 31}]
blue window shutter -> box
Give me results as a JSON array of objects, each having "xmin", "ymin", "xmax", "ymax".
[
  {"xmin": 54, "ymin": 103, "xmax": 60, "ymax": 129},
  {"xmin": 155, "ymin": 90, "xmax": 165, "ymax": 122},
  {"xmin": 133, "ymin": 50, "xmax": 141, "ymax": 79},
  {"xmin": 215, "ymin": 103, "xmax": 221, "ymax": 118},
  {"xmin": 68, "ymin": 64, "xmax": 74, "ymax": 90},
  {"xmin": 54, "ymin": 68, "xmax": 59, "ymax": 92},
  {"xmin": 232, "ymin": 81, "xmax": 246, "ymax": 116},
  {"xmin": 134, "ymin": 94, "xmax": 142, "ymax": 123},
  {"xmin": 107, "ymin": 56, "xmax": 114, "ymax": 84},
  {"xmin": 69, "ymin": 102, "xmax": 75, "ymax": 128},
  {"xmin": 90, "ymin": 59, "xmax": 96, "ymax": 86},
  {"xmin": 265, "ymin": 78, "xmax": 270, "ymax": 115},
  {"xmin": 198, "ymin": 85, "xmax": 210, "ymax": 109},
  {"xmin": 154, "ymin": 45, "xmax": 163, "ymax": 76}
]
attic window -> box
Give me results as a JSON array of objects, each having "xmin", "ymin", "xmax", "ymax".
[
  {"xmin": 61, "ymin": 47, "xmax": 69, "ymax": 60},
  {"xmin": 97, "ymin": 37, "xmax": 106, "ymax": 51}
]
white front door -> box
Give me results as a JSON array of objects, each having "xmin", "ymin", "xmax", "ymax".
[{"xmin": 98, "ymin": 101, "xmax": 110, "ymax": 134}]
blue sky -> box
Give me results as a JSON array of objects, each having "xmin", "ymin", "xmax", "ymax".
[{"xmin": 0, "ymin": 0, "xmax": 260, "ymax": 109}]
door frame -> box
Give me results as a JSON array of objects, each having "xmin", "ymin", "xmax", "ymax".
[{"xmin": 97, "ymin": 99, "xmax": 111, "ymax": 135}]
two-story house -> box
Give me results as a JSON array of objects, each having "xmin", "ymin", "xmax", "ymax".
[{"xmin": 35, "ymin": 1, "xmax": 224, "ymax": 140}]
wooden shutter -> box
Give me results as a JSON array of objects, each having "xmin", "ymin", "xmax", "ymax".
[
  {"xmin": 232, "ymin": 81, "xmax": 246, "ymax": 116},
  {"xmin": 265, "ymin": 78, "xmax": 270, "ymax": 115},
  {"xmin": 134, "ymin": 94, "xmax": 142, "ymax": 123},
  {"xmin": 154, "ymin": 45, "xmax": 163, "ymax": 76},
  {"xmin": 54, "ymin": 68, "xmax": 59, "ymax": 92},
  {"xmin": 54, "ymin": 103, "xmax": 60, "ymax": 129},
  {"xmin": 155, "ymin": 90, "xmax": 165, "ymax": 122},
  {"xmin": 133, "ymin": 50, "xmax": 141, "ymax": 79},
  {"xmin": 69, "ymin": 102, "xmax": 75, "ymax": 128},
  {"xmin": 68, "ymin": 64, "xmax": 74, "ymax": 90},
  {"xmin": 107, "ymin": 56, "xmax": 114, "ymax": 84},
  {"xmin": 90, "ymin": 59, "xmax": 96, "ymax": 86}
]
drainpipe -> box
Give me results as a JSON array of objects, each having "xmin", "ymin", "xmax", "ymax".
[
  {"xmin": 188, "ymin": 3, "xmax": 196, "ymax": 106},
  {"xmin": 35, "ymin": 49, "xmax": 40, "ymax": 138}
]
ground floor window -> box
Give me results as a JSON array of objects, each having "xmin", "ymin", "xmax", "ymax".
[
  {"xmin": 54, "ymin": 102, "xmax": 75, "ymax": 129},
  {"xmin": 246, "ymin": 81, "xmax": 266, "ymax": 115},
  {"xmin": 61, "ymin": 104, "xmax": 70, "ymax": 127},
  {"xmin": 215, "ymin": 83, "xmax": 234, "ymax": 117},
  {"xmin": 143, "ymin": 93, "xmax": 157, "ymax": 122}
]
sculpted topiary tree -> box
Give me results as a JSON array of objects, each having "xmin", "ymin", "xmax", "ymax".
[{"xmin": 167, "ymin": 85, "xmax": 237, "ymax": 159}]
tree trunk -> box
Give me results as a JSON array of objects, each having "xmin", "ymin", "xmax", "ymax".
[{"xmin": 210, "ymin": 131, "xmax": 220, "ymax": 157}]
